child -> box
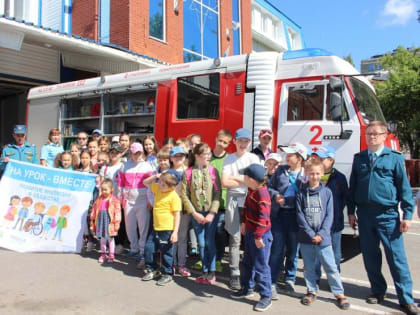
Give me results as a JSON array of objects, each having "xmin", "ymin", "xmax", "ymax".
[
  {"xmin": 98, "ymin": 136, "xmax": 110, "ymax": 152},
  {"xmin": 2, "ymin": 195, "xmax": 20, "ymax": 228},
  {"xmin": 90, "ymin": 179, "xmax": 122, "ymax": 263},
  {"xmin": 54, "ymin": 152, "xmax": 77, "ymax": 170},
  {"xmin": 143, "ymin": 135, "xmax": 159, "ymax": 170},
  {"xmin": 117, "ymin": 143, "xmax": 153, "ymax": 259},
  {"xmin": 264, "ymin": 153, "xmax": 282, "ymax": 180},
  {"xmin": 231, "ymin": 164, "xmax": 272, "ymax": 312},
  {"xmin": 222, "ymin": 128, "xmax": 260, "ymax": 290},
  {"xmin": 97, "ymin": 151, "xmax": 110, "ymax": 171},
  {"xmin": 119, "ymin": 132, "xmax": 131, "ymax": 162},
  {"xmin": 181, "ymin": 143, "xmax": 221, "ymax": 284},
  {"xmin": 142, "ymin": 170, "xmax": 181, "ymax": 285},
  {"xmin": 161, "ymin": 137, "xmax": 176, "ymax": 153},
  {"xmin": 268, "ymin": 142, "xmax": 307, "ymax": 297},
  {"xmin": 251, "ymin": 129, "xmax": 273, "ymax": 163},
  {"xmin": 296, "ymin": 158, "xmax": 350, "ymax": 310},
  {"xmin": 88, "ymin": 140, "xmax": 99, "ymax": 171},
  {"xmin": 70, "ymin": 143, "xmax": 81, "ymax": 167},
  {"xmin": 210, "ymin": 129, "xmax": 232, "ymax": 272}
]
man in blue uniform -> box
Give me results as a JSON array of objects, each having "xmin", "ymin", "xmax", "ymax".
[
  {"xmin": 0, "ymin": 125, "xmax": 39, "ymax": 176},
  {"xmin": 348, "ymin": 121, "xmax": 417, "ymax": 315}
]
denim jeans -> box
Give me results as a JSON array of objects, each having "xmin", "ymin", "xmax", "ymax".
[
  {"xmin": 315, "ymin": 231, "xmax": 342, "ymax": 279},
  {"xmin": 144, "ymin": 230, "xmax": 174, "ymax": 275},
  {"xmin": 300, "ymin": 243, "xmax": 344, "ymax": 296},
  {"xmin": 215, "ymin": 212, "xmax": 226, "ymax": 261},
  {"xmin": 192, "ymin": 211, "xmax": 218, "ymax": 272},
  {"xmin": 269, "ymin": 211, "xmax": 299, "ymax": 284}
]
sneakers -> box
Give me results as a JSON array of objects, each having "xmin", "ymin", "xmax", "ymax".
[
  {"xmin": 86, "ymin": 241, "xmax": 94, "ymax": 252},
  {"xmin": 366, "ymin": 294, "xmax": 385, "ymax": 304},
  {"xmin": 254, "ymin": 297, "xmax": 272, "ymax": 312},
  {"xmin": 98, "ymin": 254, "xmax": 107, "ymax": 263},
  {"xmin": 142, "ymin": 269, "xmax": 161, "ymax": 281},
  {"xmin": 284, "ymin": 280, "xmax": 295, "ymax": 293},
  {"xmin": 400, "ymin": 303, "xmax": 420, "ymax": 315},
  {"xmin": 206, "ymin": 271, "xmax": 216, "ymax": 285},
  {"xmin": 271, "ymin": 284, "xmax": 279, "ymax": 300},
  {"xmin": 108, "ymin": 255, "xmax": 115, "ymax": 263},
  {"xmin": 178, "ymin": 265, "xmax": 191, "ymax": 277},
  {"xmin": 229, "ymin": 276, "xmax": 241, "ymax": 291},
  {"xmin": 231, "ymin": 287, "xmax": 254, "ymax": 299},
  {"xmin": 115, "ymin": 244, "xmax": 124, "ymax": 255},
  {"xmin": 190, "ymin": 248, "xmax": 199, "ymax": 256},
  {"xmin": 216, "ymin": 260, "xmax": 223, "ymax": 272},
  {"xmin": 157, "ymin": 274, "xmax": 173, "ymax": 286},
  {"xmin": 126, "ymin": 250, "xmax": 139, "ymax": 258},
  {"xmin": 192, "ymin": 260, "xmax": 203, "ymax": 270},
  {"xmin": 136, "ymin": 257, "xmax": 146, "ymax": 270},
  {"xmin": 195, "ymin": 273, "xmax": 208, "ymax": 284}
]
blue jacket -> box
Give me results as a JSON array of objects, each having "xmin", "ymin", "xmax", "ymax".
[
  {"xmin": 325, "ymin": 168, "xmax": 348, "ymax": 232},
  {"xmin": 348, "ymin": 147, "xmax": 414, "ymax": 220},
  {"xmin": 0, "ymin": 141, "xmax": 39, "ymax": 174},
  {"xmin": 296, "ymin": 183, "xmax": 333, "ymax": 246},
  {"xmin": 268, "ymin": 165, "xmax": 306, "ymax": 217}
]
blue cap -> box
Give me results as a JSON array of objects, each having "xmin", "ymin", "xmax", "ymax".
[
  {"xmin": 244, "ymin": 163, "xmax": 266, "ymax": 183},
  {"xmin": 92, "ymin": 129, "xmax": 103, "ymax": 135},
  {"xmin": 312, "ymin": 146, "xmax": 336, "ymax": 159},
  {"xmin": 165, "ymin": 169, "xmax": 181, "ymax": 185},
  {"xmin": 234, "ymin": 128, "xmax": 252, "ymax": 140},
  {"xmin": 170, "ymin": 146, "xmax": 186, "ymax": 157},
  {"xmin": 13, "ymin": 125, "xmax": 27, "ymax": 134}
]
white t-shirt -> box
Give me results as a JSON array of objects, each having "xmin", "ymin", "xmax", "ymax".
[
  {"xmin": 99, "ymin": 162, "xmax": 122, "ymax": 195},
  {"xmin": 223, "ymin": 151, "xmax": 260, "ymax": 195}
]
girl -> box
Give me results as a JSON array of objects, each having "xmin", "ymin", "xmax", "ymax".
[
  {"xmin": 97, "ymin": 151, "xmax": 110, "ymax": 171},
  {"xmin": 169, "ymin": 146, "xmax": 191, "ymax": 277},
  {"xmin": 70, "ymin": 143, "xmax": 81, "ymax": 167},
  {"xmin": 161, "ymin": 137, "xmax": 176, "ymax": 153},
  {"xmin": 54, "ymin": 152, "xmax": 77, "ymax": 170},
  {"xmin": 98, "ymin": 136, "xmax": 110, "ymax": 152},
  {"xmin": 2, "ymin": 195, "xmax": 20, "ymax": 228},
  {"xmin": 268, "ymin": 142, "xmax": 307, "ymax": 298},
  {"xmin": 40, "ymin": 128, "xmax": 64, "ymax": 167},
  {"xmin": 41, "ymin": 205, "xmax": 58, "ymax": 239},
  {"xmin": 119, "ymin": 132, "xmax": 131, "ymax": 162},
  {"xmin": 117, "ymin": 143, "xmax": 153, "ymax": 259},
  {"xmin": 143, "ymin": 135, "xmax": 159, "ymax": 170},
  {"xmin": 90, "ymin": 179, "xmax": 122, "ymax": 263},
  {"xmin": 181, "ymin": 143, "xmax": 221, "ymax": 284},
  {"xmin": 88, "ymin": 140, "xmax": 99, "ymax": 171}
]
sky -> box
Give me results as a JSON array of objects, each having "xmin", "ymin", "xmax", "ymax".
[{"xmin": 270, "ymin": 0, "xmax": 420, "ymax": 70}]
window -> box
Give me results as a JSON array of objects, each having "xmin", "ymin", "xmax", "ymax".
[
  {"xmin": 287, "ymin": 27, "xmax": 302, "ymax": 50},
  {"xmin": 99, "ymin": 0, "xmax": 110, "ymax": 43},
  {"xmin": 177, "ymin": 74, "xmax": 220, "ymax": 119},
  {"xmin": 325, "ymin": 85, "xmax": 349, "ymax": 121},
  {"xmin": 149, "ymin": 0, "xmax": 165, "ymax": 41},
  {"xmin": 183, "ymin": 0, "xmax": 219, "ymax": 62},
  {"xmin": 287, "ymin": 84, "xmax": 324, "ymax": 121},
  {"xmin": 232, "ymin": 0, "xmax": 240, "ymax": 55}
]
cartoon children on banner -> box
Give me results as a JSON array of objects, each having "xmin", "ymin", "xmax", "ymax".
[
  {"xmin": 52, "ymin": 205, "xmax": 71, "ymax": 241},
  {"xmin": 2, "ymin": 195, "xmax": 20, "ymax": 228},
  {"xmin": 14, "ymin": 196, "xmax": 33, "ymax": 231},
  {"xmin": 40, "ymin": 205, "xmax": 58, "ymax": 240},
  {"xmin": 23, "ymin": 202, "xmax": 46, "ymax": 236}
]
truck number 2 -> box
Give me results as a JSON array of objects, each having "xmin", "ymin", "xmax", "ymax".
[{"xmin": 309, "ymin": 125, "xmax": 323, "ymax": 145}]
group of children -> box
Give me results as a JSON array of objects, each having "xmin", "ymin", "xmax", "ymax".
[{"xmin": 40, "ymin": 126, "xmax": 351, "ymax": 312}]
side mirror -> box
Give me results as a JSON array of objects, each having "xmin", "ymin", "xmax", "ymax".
[
  {"xmin": 329, "ymin": 76, "xmax": 344, "ymax": 91},
  {"xmin": 330, "ymin": 92, "xmax": 343, "ymax": 121}
]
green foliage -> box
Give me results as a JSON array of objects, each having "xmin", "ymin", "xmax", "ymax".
[
  {"xmin": 343, "ymin": 54, "xmax": 355, "ymax": 67},
  {"xmin": 375, "ymin": 46, "xmax": 420, "ymax": 158}
]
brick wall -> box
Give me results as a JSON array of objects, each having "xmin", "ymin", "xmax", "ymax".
[
  {"xmin": 219, "ymin": 0, "xmax": 232, "ymax": 56},
  {"xmin": 110, "ymin": 0, "xmax": 130, "ymax": 48},
  {"xmin": 72, "ymin": 0, "xmax": 98, "ymax": 40},
  {"xmin": 240, "ymin": 0, "xmax": 252, "ymax": 54}
]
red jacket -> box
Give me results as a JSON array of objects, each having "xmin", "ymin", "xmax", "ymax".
[
  {"xmin": 241, "ymin": 187, "xmax": 271, "ymax": 240},
  {"xmin": 90, "ymin": 195, "xmax": 122, "ymax": 236}
]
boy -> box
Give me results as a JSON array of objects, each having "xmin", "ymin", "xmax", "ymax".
[
  {"xmin": 231, "ymin": 164, "xmax": 272, "ymax": 312},
  {"xmin": 311, "ymin": 146, "xmax": 348, "ymax": 274},
  {"xmin": 264, "ymin": 153, "xmax": 282, "ymax": 180},
  {"xmin": 210, "ymin": 129, "xmax": 233, "ymax": 272},
  {"xmin": 251, "ymin": 129, "xmax": 273, "ymax": 163},
  {"xmin": 222, "ymin": 128, "xmax": 260, "ymax": 290},
  {"xmin": 142, "ymin": 170, "xmax": 181, "ymax": 286},
  {"xmin": 296, "ymin": 158, "xmax": 349, "ymax": 310}
]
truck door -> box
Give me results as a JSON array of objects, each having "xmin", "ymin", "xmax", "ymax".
[{"xmin": 276, "ymin": 79, "xmax": 360, "ymax": 178}]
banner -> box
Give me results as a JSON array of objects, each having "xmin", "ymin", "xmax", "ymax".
[{"xmin": 0, "ymin": 160, "xmax": 96, "ymax": 253}]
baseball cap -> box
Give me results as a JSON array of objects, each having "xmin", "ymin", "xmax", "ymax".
[
  {"xmin": 170, "ymin": 146, "xmax": 186, "ymax": 157},
  {"xmin": 13, "ymin": 125, "xmax": 27, "ymax": 134},
  {"xmin": 278, "ymin": 142, "xmax": 308, "ymax": 160},
  {"xmin": 111, "ymin": 136, "xmax": 120, "ymax": 143},
  {"xmin": 234, "ymin": 128, "xmax": 252, "ymax": 140},
  {"xmin": 265, "ymin": 153, "xmax": 282, "ymax": 163},
  {"xmin": 130, "ymin": 142, "xmax": 143, "ymax": 154},
  {"xmin": 312, "ymin": 146, "xmax": 336, "ymax": 159},
  {"xmin": 110, "ymin": 143, "xmax": 123, "ymax": 152},
  {"xmin": 244, "ymin": 164, "xmax": 266, "ymax": 183},
  {"xmin": 165, "ymin": 169, "xmax": 181, "ymax": 185},
  {"xmin": 259, "ymin": 128, "xmax": 273, "ymax": 138},
  {"xmin": 92, "ymin": 129, "xmax": 103, "ymax": 136}
]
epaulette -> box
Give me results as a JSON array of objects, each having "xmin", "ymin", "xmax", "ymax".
[{"xmin": 391, "ymin": 150, "xmax": 402, "ymax": 154}]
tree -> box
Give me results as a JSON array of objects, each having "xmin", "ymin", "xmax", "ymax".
[
  {"xmin": 343, "ymin": 54, "xmax": 355, "ymax": 67},
  {"xmin": 375, "ymin": 46, "xmax": 420, "ymax": 158}
]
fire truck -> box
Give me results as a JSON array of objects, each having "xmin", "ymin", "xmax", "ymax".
[{"xmin": 26, "ymin": 48, "xmax": 399, "ymax": 180}]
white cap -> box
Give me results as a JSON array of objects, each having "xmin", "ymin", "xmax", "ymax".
[
  {"xmin": 265, "ymin": 153, "xmax": 282, "ymax": 163},
  {"xmin": 279, "ymin": 142, "xmax": 308, "ymax": 160},
  {"xmin": 111, "ymin": 136, "xmax": 120, "ymax": 143}
]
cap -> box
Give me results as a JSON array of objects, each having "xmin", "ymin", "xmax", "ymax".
[
  {"xmin": 265, "ymin": 153, "xmax": 282, "ymax": 163},
  {"xmin": 165, "ymin": 169, "xmax": 181, "ymax": 185},
  {"xmin": 130, "ymin": 142, "xmax": 143, "ymax": 154},
  {"xmin": 259, "ymin": 128, "xmax": 273, "ymax": 138},
  {"xmin": 170, "ymin": 146, "xmax": 186, "ymax": 157},
  {"xmin": 13, "ymin": 125, "xmax": 27, "ymax": 134},
  {"xmin": 234, "ymin": 128, "xmax": 252, "ymax": 140},
  {"xmin": 92, "ymin": 129, "xmax": 103, "ymax": 136},
  {"xmin": 111, "ymin": 136, "xmax": 120, "ymax": 143},
  {"xmin": 278, "ymin": 142, "xmax": 308, "ymax": 160},
  {"xmin": 244, "ymin": 164, "xmax": 266, "ymax": 183},
  {"xmin": 110, "ymin": 143, "xmax": 123, "ymax": 152},
  {"xmin": 312, "ymin": 146, "xmax": 336, "ymax": 159}
]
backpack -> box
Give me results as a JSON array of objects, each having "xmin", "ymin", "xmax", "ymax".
[{"xmin": 185, "ymin": 166, "xmax": 219, "ymax": 191}]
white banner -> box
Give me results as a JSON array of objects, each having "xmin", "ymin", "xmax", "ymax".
[{"xmin": 0, "ymin": 160, "xmax": 96, "ymax": 253}]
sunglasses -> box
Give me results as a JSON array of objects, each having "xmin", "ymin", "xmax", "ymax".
[{"xmin": 260, "ymin": 129, "xmax": 273, "ymax": 134}]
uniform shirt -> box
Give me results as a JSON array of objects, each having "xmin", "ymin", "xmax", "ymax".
[
  {"xmin": 40, "ymin": 142, "xmax": 64, "ymax": 167},
  {"xmin": 0, "ymin": 141, "xmax": 39, "ymax": 173},
  {"xmin": 151, "ymin": 182, "xmax": 182, "ymax": 231}
]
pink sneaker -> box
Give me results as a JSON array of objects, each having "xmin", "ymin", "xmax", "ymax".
[
  {"xmin": 195, "ymin": 275, "xmax": 208, "ymax": 284},
  {"xmin": 207, "ymin": 274, "xmax": 216, "ymax": 285},
  {"xmin": 178, "ymin": 266, "xmax": 191, "ymax": 277},
  {"xmin": 108, "ymin": 255, "xmax": 115, "ymax": 263},
  {"xmin": 98, "ymin": 254, "xmax": 107, "ymax": 263}
]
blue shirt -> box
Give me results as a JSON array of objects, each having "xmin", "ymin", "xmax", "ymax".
[
  {"xmin": 41, "ymin": 142, "xmax": 64, "ymax": 168},
  {"xmin": 0, "ymin": 141, "xmax": 39, "ymax": 174}
]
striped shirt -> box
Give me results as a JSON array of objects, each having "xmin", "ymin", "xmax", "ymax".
[{"xmin": 241, "ymin": 186, "xmax": 271, "ymax": 240}]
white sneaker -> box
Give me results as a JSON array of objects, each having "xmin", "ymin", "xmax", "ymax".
[
  {"xmin": 115, "ymin": 244, "xmax": 124, "ymax": 255},
  {"xmin": 86, "ymin": 241, "xmax": 94, "ymax": 252}
]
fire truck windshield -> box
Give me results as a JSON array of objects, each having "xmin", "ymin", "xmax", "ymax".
[{"xmin": 348, "ymin": 77, "xmax": 386, "ymax": 123}]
